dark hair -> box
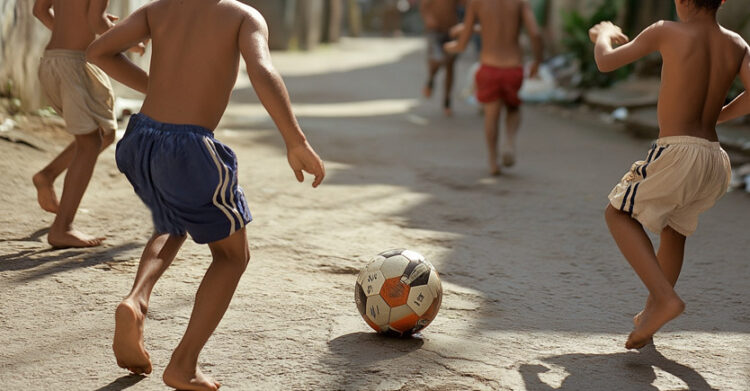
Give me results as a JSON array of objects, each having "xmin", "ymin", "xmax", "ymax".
[{"xmin": 689, "ymin": 0, "xmax": 723, "ymax": 10}]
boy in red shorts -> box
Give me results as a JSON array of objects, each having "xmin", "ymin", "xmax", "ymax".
[{"xmin": 445, "ymin": 0, "xmax": 542, "ymax": 175}]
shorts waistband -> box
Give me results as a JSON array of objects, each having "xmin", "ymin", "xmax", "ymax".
[
  {"xmin": 130, "ymin": 113, "xmax": 214, "ymax": 136},
  {"xmin": 480, "ymin": 63, "xmax": 524, "ymax": 72},
  {"xmin": 655, "ymin": 136, "xmax": 721, "ymax": 149},
  {"xmin": 43, "ymin": 50, "xmax": 86, "ymax": 60}
]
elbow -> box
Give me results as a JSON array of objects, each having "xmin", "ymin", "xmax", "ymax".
[
  {"xmin": 85, "ymin": 45, "xmax": 102, "ymax": 66},
  {"xmin": 594, "ymin": 56, "xmax": 615, "ymax": 73}
]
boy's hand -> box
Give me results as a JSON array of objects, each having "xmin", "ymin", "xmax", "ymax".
[
  {"xmin": 287, "ymin": 142, "xmax": 325, "ymax": 188},
  {"xmin": 127, "ymin": 39, "xmax": 149, "ymax": 56},
  {"xmin": 444, "ymin": 40, "xmax": 461, "ymax": 54},
  {"xmin": 589, "ymin": 21, "xmax": 629, "ymax": 45},
  {"xmin": 450, "ymin": 23, "xmax": 464, "ymax": 38}
]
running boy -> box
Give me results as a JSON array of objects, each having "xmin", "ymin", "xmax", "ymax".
[
  {"xmin": 591, "ymin": 0, "xmax": 748, "ymax": 349},
  {"xmin": 86, "ymin": 1, "xmax": 325, "ymax": 389},
  {"xmin": 32, "ymin": 0, "xmax": 143, "ymax": 248},
  {"xmin": 444, "ymin": 0, "xmax": 542, "ymax": 175},
  {"xmin": 420, "ymin": 0, "xmax": 461, "ymax": 116}
]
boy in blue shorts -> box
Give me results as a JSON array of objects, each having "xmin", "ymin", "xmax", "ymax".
[
  {"xmin": 87, "ymin": 1, "xmax": 325, "ymax": 389},
  {"xmin": 591, "ymin": 0, "xmax": 748, "ymax": 349}
]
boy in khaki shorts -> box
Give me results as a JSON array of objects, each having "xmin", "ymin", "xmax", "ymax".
[
  {"xmin": 590, "ymin": 0, "xmax": 748, "ymax": 349},
  {"xmin": 32, "ymin": 0, "xmax": 143, "ymax": 248}
]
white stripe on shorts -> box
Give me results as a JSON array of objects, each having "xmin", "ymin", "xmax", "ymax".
[{"xmin": 202, "ymin": 138, "xmax": 243, "ymax": 235}]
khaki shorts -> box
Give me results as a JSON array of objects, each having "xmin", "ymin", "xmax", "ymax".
[
  {"xmin": 608, "ymin": 136, "xmax": 731, "ymax": 237},
  {"xmin": 38, "ymin": 50, "xmax": 117, "ymax": 135}
]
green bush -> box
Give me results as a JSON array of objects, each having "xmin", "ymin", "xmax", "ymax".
[{"xmin": 561, "ymin": 0, "xmax": 632, "ymax": 88}]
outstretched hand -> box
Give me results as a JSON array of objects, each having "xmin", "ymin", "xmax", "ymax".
[
  {"xmin": 287, "ymin": 142, "xmax": 325, "ymax": 188},
  {"xmin": 589, "ymin": 21, "xmax": 629, "ymax": 46},
  {"xmin": 444, "ymin": 40, "xmax": 461, "ymax": 55}
]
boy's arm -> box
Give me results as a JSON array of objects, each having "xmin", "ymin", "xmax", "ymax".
[
  {"xmin": 88, "ymin": 0, "xmax": 115, "ymax": 35},
  {"xmin": 85, "ymin": 7, "xmax": 150, "ymax": 94},
  {"xmin": 238, "ymin": 11, "xmax": 325, "ymax": 188},
  {"xmin": 521, "ymin": 0, "xmax": 543, "ymax": 78},
  {"xmin": 444, "ymin": 0, "xmax": 477, "ymax": 54},
  {"xmin": 32, "ymin": 0, "xmax": 54, "ymax": 30},
  {"xmin": 719, "ymin": 48, "xmax": 750, "ymax": 124},
  {"xmin": 590, "ymin": 21, "xmax": 662, "ymax": 72}
]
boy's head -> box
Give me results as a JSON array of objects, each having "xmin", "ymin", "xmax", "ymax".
[{"xmin": 676, "ymin": 0, "xmax": 723, "ymax": 19}]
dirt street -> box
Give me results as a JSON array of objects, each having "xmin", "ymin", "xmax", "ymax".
[{"xmin": 1, "ymin": 37, "xmax": 748, "ymax": 390}]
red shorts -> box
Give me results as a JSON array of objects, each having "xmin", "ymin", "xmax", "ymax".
[{"xmin": 475, "ymin": 65, "xmax": 524, "ymax": 107}]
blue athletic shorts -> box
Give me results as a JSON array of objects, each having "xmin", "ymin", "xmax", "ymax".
[{"xmin": 116, "ymin": 113, "xmax": 252, "ymax": 244}]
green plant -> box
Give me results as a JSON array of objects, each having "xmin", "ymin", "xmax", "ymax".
[{"xmin": 561, "ymin": 0, "xmax": 632, "ymax": 88}]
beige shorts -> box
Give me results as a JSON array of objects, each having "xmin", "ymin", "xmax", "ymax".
[
  {"xmin": 38, "ymin": 50, "xmax": 117, "ymax": 135},
  {"xmin": 608, "ymin": 136, "xmax": 731, "ymax": 237}
]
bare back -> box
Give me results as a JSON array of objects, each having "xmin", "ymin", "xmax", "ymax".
[
  {"xmin": 472, "ymin": 0, "xmax": 524, "ymax": 67},
  {"xmin": 45, "ymin": 0, "xmax": 96, "ymax": 51},
  {"xmin": 140, "ymin": 0, "xmax": 249, "ymax": 130},
  {"xmin": 657, "ymin": 21, "xmax": 746, "ymax": 140},
  {"xmin": 422, "ymin": 0, "xmax": 460, "ymax": 32}
]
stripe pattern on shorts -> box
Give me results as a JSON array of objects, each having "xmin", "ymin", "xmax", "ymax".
[
  {"xmin": 621, "ymin": 144, "xmax": 668, "ymax": 215},
  {"xmin": 202, "ymin": 137, "xmax": 245, "ymax": 236}
]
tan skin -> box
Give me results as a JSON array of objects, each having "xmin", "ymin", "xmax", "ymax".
[
  {"xmin": 31, "ymin": 0, "xmax": 143, "ymax": 248},
  {"xmin": 420, "ymin": 0, "xmax": 461, "ymax": 115},
  {"xmin": 87, "ymin": 1, "xmax": 325, "ymax": 390},
  {"xmin": 444, "ymin": 0, "xmax": 542, "ymax": 175},
  {"xmin": 591, "ymin": 0, "xmax": 748, "ymax": 350}
]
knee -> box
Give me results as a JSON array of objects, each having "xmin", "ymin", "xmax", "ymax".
[
  {"xmin": 214, "ymin": 246, "xmax": 250, "ymax": 272},
  {"xmin": 76, "ymin": 131, "xmax": 103, "ymax": 151}
]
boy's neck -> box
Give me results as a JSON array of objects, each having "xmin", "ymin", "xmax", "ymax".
[{"xmin": 679, "ymin": 9, "xmax": 718, "ymax": 25}]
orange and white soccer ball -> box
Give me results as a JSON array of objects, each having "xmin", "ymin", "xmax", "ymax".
[{"xmin": 355, "ymin": 249, "xmax": 443, "ymax": 336}]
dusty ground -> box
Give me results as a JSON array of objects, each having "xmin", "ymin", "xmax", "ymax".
[{"xmin": 1, "ymin": 37, "xmax": 749, "ymax": 391}]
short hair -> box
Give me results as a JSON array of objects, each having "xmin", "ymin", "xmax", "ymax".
[{"xmin": 689, "ymin": 0, "xmax": 723, "ymax": 10}]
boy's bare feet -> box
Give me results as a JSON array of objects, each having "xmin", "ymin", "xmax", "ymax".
[
  {"xmin": 632, "ymin": 309, "xmax": 654, "ymax": 346},
  {"xmin": 113, "ymin": 300, "xmax": 152, "ymax": 375},
  {"xmin": 444, "ymin": 107, "xmax": 453, "ymax": 117},
  {"xmin": 47, "ymin": 228, "xmax": 105, "ymax": 248},
  {"xmin": 626, "ymin": 295, "xmax": 684, "ymax": 349},
  {"xmin": 489, "ymin": 163, "xmax": 501, "ymax": 176},
  {"xmin": 33, "ymin": 172, "xmax": 59, "ymax": 213},
  {"xmin": 501, "ymin": 144, "xmax": 516, "ymax": 167},
  {"xmin": 163, "ymin": 362, "xmax": 220, "ymax": 391},
  {"xmin": 423, "ymin": 82, "xmax": 433, "ymax": 98}
]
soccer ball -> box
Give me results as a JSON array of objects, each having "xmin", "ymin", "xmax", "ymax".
[{"xmin": 355, "ymin": 249, "xmax": 443, "ymax": 336}]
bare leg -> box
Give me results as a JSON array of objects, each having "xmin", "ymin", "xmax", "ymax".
[
  {"xmin": 502, "ymin": 106, "xmax": 521, "ymax": 167},
  {"xmin": 163, "ymin": 228, "xmax": 250, "ymax": 391},
  {"xmin": 424, "ymin": 60, "xmax": 441, "ymax": 98},
  {"xmin": 47, "ymin": 129, "xmax": 107, "ymax": 248},
  {"xmin": 483, "ymin": 100, "xmax": 502, "ymax": 176},
  {"xmin": 114, "ymin": 233, "xmax": 186, "ymax": 375},
  {"xmin": 605, "ymin": 206, "xmax": 685, "ymax": 349},
  {"xmin": 34, "ymin": 129, "xmax": 116, "ymax": 214},
  {"xmin": 443, "ymin": 57, "xmax": 456, "ymax": 116},
  {"xmin": 634, "ymin": 226, "xmax": 686, "ymax": 326}
]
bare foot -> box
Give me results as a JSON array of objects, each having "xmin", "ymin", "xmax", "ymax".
[
  {"xmin": 113, "ymin": 300, "xmax": 152, "ymax": 375},
  {"xmin": 163, "ymin": 363, "xmax": 220, "ymax": 391},
  {"xmin": 422, "ymin": 83, "xmax": 433, "ymax": 98},
  {"xmin": 501, "ymin": 144, "xmax": 516, "ymax": 167},
  {"xmin": 489, "ymin": 164, "xmax": 501, "ymax": 177},
  {"xmin": 626, "ymin": 296, "xmax": 684, "ymax": 350},
  {"xmin": 33, "ymin": 172, "xmax": 59, "ymax": 213},
  {"xmin": 443, "ymin": 107, "xmax": 453, "ymax": 117},
  {"xmin": 632, "ymin": 310, "xmax": 654, "ymax": 346},
  {"xmin": 47, "ymin": 228, "xmax": 105, "ymax": 248}
]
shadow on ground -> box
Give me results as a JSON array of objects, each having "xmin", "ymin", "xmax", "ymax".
[{"xmin": 519, "ymin": 344, "xmax": 717, "ymax": 391}]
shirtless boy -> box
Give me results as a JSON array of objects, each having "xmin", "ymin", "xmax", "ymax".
[
  {"xmin": 32, "ymin": 0, "xmax": 143, "ymax": 248},
  {"xmin": 445, "ymin": 0, "xmax": 542, "ymax": 175},
  {"xmin": 420, "ymin": 0, "xmax": 461, "ymax": 115},
  {"xmin": 591, "ymin": 0, "xmax": 747, "ymax": 349},
  {"xmin": 87, "ymin": 1, "xmax": 325, "ymax": 389}
]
